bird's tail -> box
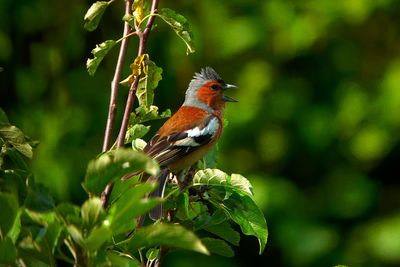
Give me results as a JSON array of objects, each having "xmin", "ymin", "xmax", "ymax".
[{"xmin": 148, "ymin": 168, "xmax": 169, "ymax": 220}]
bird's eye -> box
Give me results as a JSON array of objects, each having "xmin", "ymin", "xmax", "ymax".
[{"xmin": 211, "ymin": 84, "xmax": 220, "ymax": 90}]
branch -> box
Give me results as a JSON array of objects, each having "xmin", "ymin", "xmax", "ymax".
[
  {"xmin": 102, "ymin": 0, "xmax": 160, "ymax": 209},
  {"xmin": 102, "ymin": 0, "xmax": 133, "ymax": 152},
  {"xmin": 116, "ymin": 0, "xmax": 160, "ymax": 148}
]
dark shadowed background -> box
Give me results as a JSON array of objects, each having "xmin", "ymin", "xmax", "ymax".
[{"xmin": 1, "ymin": 0, "xmax": 400, "ymax": 266}]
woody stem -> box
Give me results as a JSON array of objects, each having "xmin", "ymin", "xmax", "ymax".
[
  {"xmin": 101, "ymin": 0, "xmax": 160, "ymax": 209},
  {"xmin": 116, "ymin": 0, "xmax": 159, "ymax": 148},
  {"xmin": 102, "ymin": 0, "xmax": 133, "ymax": 152}
]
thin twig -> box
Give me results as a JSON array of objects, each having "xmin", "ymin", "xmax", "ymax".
[
  {"xmin": 102, "ymin": 0, "xmax": 133, "ymax": 152},
  {"xmin": 116, "ymin": 0, "xmax": 160, "ymax": 148},
  {"xmin": 101, "ymin": 0, "xmax": 160, "ymax": 209}
]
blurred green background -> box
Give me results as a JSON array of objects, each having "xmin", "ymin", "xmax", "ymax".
[{"xmin": 1, "ymin": 0, "xmax": 400, "ymax": 266}]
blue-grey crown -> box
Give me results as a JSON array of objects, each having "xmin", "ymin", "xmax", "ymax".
[
  {"xmin": 183, "ymin": 67, "xmax": 225, "ymax": 112},
  {"xmin": 194, "ymin": 67, "xmax": 223, "ymax": 83}
]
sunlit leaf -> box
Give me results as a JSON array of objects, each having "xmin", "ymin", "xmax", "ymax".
[
  {"xmin": 132, "ymin": 0, "xmax": 144, "ymax": 24},
  {"xmin": 81, "ymin": 197, "xmax": 105, "ymax": 231},
  {"xmin": 158, "ymin": 8, "xmax": 195, "ymax": 54},
  {"xmin": 84, "ymin": 1, "xmax": 111, "ymax": 31},
  {"xmin": 126, "ymin": 223, "xmax": 209, "ymax": 255},
  {"xmin": 130, "ymin": 105, "xmax": 171, "ymax": 125},
  {"xmin": 136, "ymin": 59, "xmax": 163, "ymax": 108},
  {"xmin": 193, "ymin": 168, "xmax": 253, "ymax": 196},
  {"xmin": 125, "ymin": 124, "xmax": 150, "ymax": 144},
  {"xmin": 86, "ymin": 40, "xmax": 116, "ymax": 76},
  {"xmin": 202, "ymin": 237, "xmax": 234, "ymax": 257},
  {"xmin": 0, "ymin": 124, "xmax": 33, "ymax": 158},
  {"xmin": 83, "ymin": 148, "xmax": 159, "ymax": 195}
]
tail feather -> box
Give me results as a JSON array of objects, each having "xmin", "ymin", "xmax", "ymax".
[{"xmin": 148, "ymin": 168, "xmax": 169, "ymax": 220}]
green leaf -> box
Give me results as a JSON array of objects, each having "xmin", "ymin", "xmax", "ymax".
[
  {"xmin": 22, "ymin": 210, "xmax": 63, "ymax": 254},
  {"xmin": 210, "ymin": 189, "xmax": 268, "ymax": 254},
  {"xmin": 175, "ymin": 192, "xmax": 204, "ymax": 221},
  {"xmin": 7, "ymin": 209, "xmax": 21, "ymax": 243},
  {"xmin": 0, "ymin": 108, "xmax": 9, "ymax": 123},
  {"xmin": 0, "ymin": 193, "xmax": 19, "ymax": 236},
  {"xmin": 67, "ymin": 224, "xmax": 85, "ymax": 247},
  {"xmin": 84, "ymin": 224, "xmax": 112, "ymax": 252},
  {"xmin": 86, "ymin": 40, "xmax": 116, "ymax": 76},
  {"xmin": 130, "ymin": 105, "xmax": 171, "ymax": 125},
  {"xmin": 159, "ymin": 8, "xmax": 195, "ymax": 54},
  {"xmin": 146, "ymin": 248, "xmax": 159, "ymax": 261},
  {"xmin": 57, "ymin": 203, "xmax": 82, "ymax": 226},
  {"xmin": 126, "ymin": 223, "xmax": 209, "ymax": 255},
  {"xmin": 83, "ymin": 148, "xmax": 159, "ymax": 195},
  {"xmin": 201, "ymin": 237, "xmax": 234, "ymax": 257},
  {"xmin": 81, "ymin": 197, "xmax": 105, "ymax": 231},
  {"xmin": 203, "ymin": 221, "xmax": 240, "ymax": 246},
  {"xmin": 24, "ymin": 182, "xmax": 55, "ymax": 212},
  {"xmin": 106, "ymin": 251, "xmax": 140, "ymax": 267},
  {"xmin": 0, "ymin": 124, "xmax": 33, "ymax": 158},
  {"xmin": 125, "ymin": 124, "xmax": 150, "ymax": 144},
  {"xmin": 136, "ymin": 59, "xmax": 163, "ymax": 108},
  {"xmin": 0, "ymin": 237, "xmax": 17, "ymax": 265},
  {"xmin": 131, "ymin": 138, "xmax": 147, "ymax": 152},
  {"xmin": 84, "ymin": 1, "xmax": 111, "ymax": 31},
  {"xmin": 107, "ymin": 183, "xmax": 159, "ymax": 235},
  {"xmin": 193, "ymin": 169, "xmax": 253, "ymax": 196}
]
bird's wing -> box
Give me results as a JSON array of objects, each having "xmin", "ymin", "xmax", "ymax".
[{"xmin": 144, "ymin": 115, "xmax": 220, "ymax": 166}]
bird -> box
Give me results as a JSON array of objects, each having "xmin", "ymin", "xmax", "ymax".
[{"xmin": 138, "ymin": 67, "xmax": 237, "ymax": 220}]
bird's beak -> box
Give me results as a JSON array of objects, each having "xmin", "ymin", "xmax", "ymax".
[{"xmin": 222, "ymin": 84, "xmax": 238, "ymax": 102}]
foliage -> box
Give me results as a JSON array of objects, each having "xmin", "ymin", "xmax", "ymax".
[
  {"xmin": 0, "ymin": 1, "xmax": 267, "ymax": 266},
  {"xmin": 3, "ymin": 0, "xmax": 400, "ymax": 266}
]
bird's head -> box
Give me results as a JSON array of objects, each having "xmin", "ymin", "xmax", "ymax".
[{"xmin": 183, "ymin": 67, "xmax": 237, "ymax": 112}]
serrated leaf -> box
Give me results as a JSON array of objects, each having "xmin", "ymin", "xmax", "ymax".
[
  {"xmin": 0, "ymin": 193, "xmax": 19, "ymax": 237},
  {"xmin": 125, "ymin": 124, "xmax": 150, "ymax": 144},
  {"xmin": 130, "ymin": 105, "xmax": 171, "ymax": 125},
  {"xmin": 87, "ymin": 40, "xmax": 116, "ymax": 76},
  {"xmin": 203, "ymin": 221, "xmax": 240, "ymax": 246},
  {"xmin": 193, "ymin": 169, "xmax": 253, "ymax": 196},
  {"xmin": 136, "ymin": 59, "xmax": 163, "ymax": 108},
  {"xmin": 126, "ymin": 223, "xmax": 209, "ymax": 255},
  {"xmin": 210, "ymin": 189, "xmax": 268, "ymax": 254},
  {"xmin": 202, "ymin": 238, "xmax": 234, "ymax": 257},
  {"xmin": 81, "ymin": 197, "xmax": 105, "ymax": 231},
  {"xmin": 159, "ymin": 8, "xmax": 195, "ymax": 54},
  {"xmin": 107, "ymin": 183, "xmax": 160, "ymax": 235},
  {"xmin": 84, "ymin": 1, "xmax": 111, "ymax": 31},
  {"xmin": 83, "ymin": 148, "xmax": 159, "ymax": 195},
  {"xmin": 0, "ymin": 124, "xmax": 33, "ymax": 158}
]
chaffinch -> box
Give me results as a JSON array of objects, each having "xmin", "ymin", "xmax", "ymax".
[{"xmin": 142, "ymin": 67, "xmax": 237, "ymax": 219}]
